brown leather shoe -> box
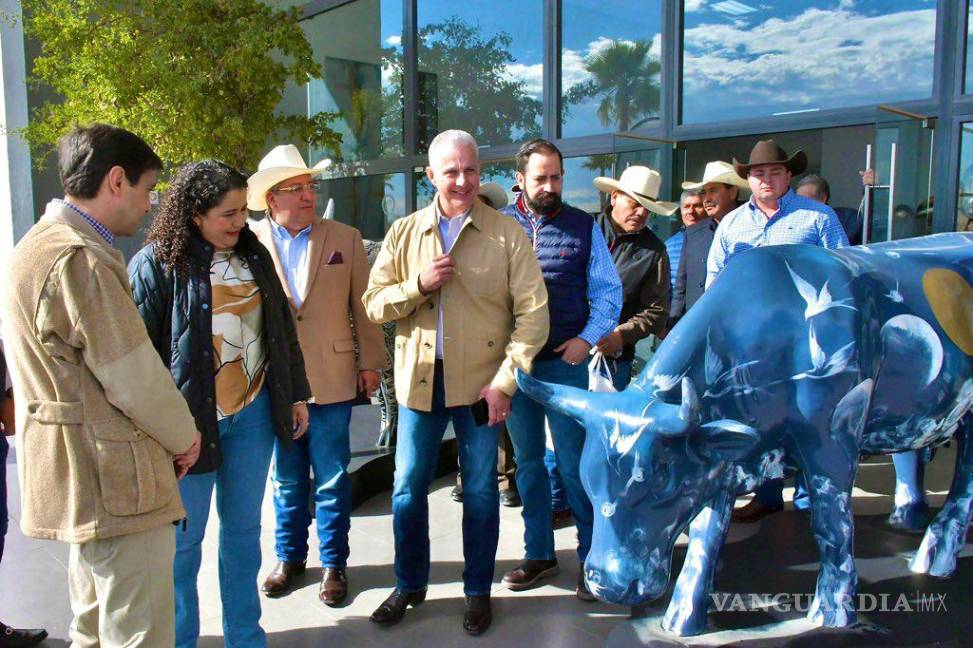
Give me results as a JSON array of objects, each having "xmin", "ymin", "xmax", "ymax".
[
  {"xmin": 576, "ymin": 571, "xmax": 597, "ymax": 602},
  {"xmin": 731, "ymin": 498, "xmax": 783, "ymax": 523},
  {"xmin": 552, "ymin": 508, "xmax": 573, "ymax": 529},
  {"xmin": 319, "ymin": 567, "xmax": 348, "ymax": 606},
  {"xmin": 369, "ymin": 588, "xmax": 427, "ymax": 625},
  {"xmin": 502, "ymin": 558, "xmax": 559, "ymax": 591},
  {"xmin": 260, "ymin": 560, "xmax": 306, "ymax": 597}
]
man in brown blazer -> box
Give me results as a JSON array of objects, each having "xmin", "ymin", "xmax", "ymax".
[{"xmin": 249, "ymin": 145, "xmax": 385, "ymax": 606}]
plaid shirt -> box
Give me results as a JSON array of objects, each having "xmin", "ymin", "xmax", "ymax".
[
  {"xmin": 54, "ymin": 198, "xmax": 114, "ymax": 247},
  {"xmin": 706, "ymin": 190, "xmax": 848, "ymax": 288}
]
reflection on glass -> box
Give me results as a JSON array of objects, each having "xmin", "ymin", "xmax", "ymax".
[
  {"xmin": 967, "ymin": 2, "xmax": 973, "ymax": 94},
  {"xmin": 417, "ymin": 1, "xmax": 542, "ymax": 151},
  {"xmin": 302, "ymin": 0, "xmax": 403, "ymax": 165},
  {"xmin": 870, "ymin": 120, "xmax": 933, "ymax": 241},
  {"xmin": 956, "ymin": 124, "xmax": 973, "ymax": 232},
  {"xmin": 681, "ymin": 0, "xmax": 937, "ymax": 124},
  {"xmin": 320, "ymin": 173, "xmax": 406, "ymax": 240},
  {"xmin": 561, "ymin": 0, "xmax": 663, "ymax": 138}
]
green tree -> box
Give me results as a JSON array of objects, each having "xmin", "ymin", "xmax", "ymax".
[
  {"xmin": 381, "ymin": 16, "xmax": 542, "ymax": 151},
  {"xmin": 565, "ymin": 39, "xmax": 660, "ymax": 132},
  {"xmin": 22, "ymin": 0, "xmax": 341, "ymax": 171}
]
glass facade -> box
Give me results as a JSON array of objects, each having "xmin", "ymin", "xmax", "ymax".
[
  {"xmin": 681, "ymin": 0, "xmax": 937, "ymax": 125},
  {"xmin": 560, "ymin": 0, "xmax": 663, "ymax": 137},
  {"xmin": 290, "ymin": 0, "xmax": 973, "ymax": 242},
  {"xmin": 956, "ymin": 122, "xmax": 973, "ymax": 231},
  {"xmin": 417, "ymin": 0, "xmax": 543, "ymax": 151}
]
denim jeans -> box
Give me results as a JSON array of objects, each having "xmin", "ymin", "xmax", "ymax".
[
  {"xmin": 754, "ymin": 473, "xmax": 809, "ymax": 510},
  {"xmin": 507, "ymin": 357, "xmax": 593, "ymax": 562},
  {"xmin": 174, "ymin": 388, "xmax": 275, "ymax": 648},
  {"xmin": 393, "ymin": 363, "xmax": 499, "ymax": 596},
  {"xmin": 543, "ymin": 447, "xmax": 568, "ymax": 512},
  {"xmin": 610, "ymin": 358, "xmax": 633, "ymax": 391},
  {"xmin": 1, "ymin": 435, "xmax": 7, "ymax": 562},
  {"xmin": 272, "ymin": 401, "xmax": 353, "ymax": 568}
]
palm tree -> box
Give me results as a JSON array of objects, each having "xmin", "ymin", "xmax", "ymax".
[{"xmin": 567, "ymin": 40, "xmax": 661, "ymax": 132}]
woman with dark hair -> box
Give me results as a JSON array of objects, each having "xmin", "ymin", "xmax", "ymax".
[{"xmin": 128, "ymin": 160, "xmax": 311, "ymax": 648}]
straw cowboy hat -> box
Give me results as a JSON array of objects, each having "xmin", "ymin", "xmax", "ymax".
[
  {"xmin": 477, "ymin": 182, "xmax": 509, "ymax": 210},
  {"xmin": 681, "ymin": 160, "xmax": 750, "ymax": 191},
  {"xmin": 593, "ymin": 165, "xmax": 678, "ymax": 216},
  {"xmin": 247, "ymin": 144, "xmax": 332, "ymax": 211},
  {"xmin": 732, "ymin": 139, "xmax": 807, "ymax": 179}
]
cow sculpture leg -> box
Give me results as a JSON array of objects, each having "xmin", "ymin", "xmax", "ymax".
[
  {"xmin": 661, "ymin": 489, "xmax": 735, "ymax": 636},
  {"xmin": 888, "ymin": 450, "xmax": 930, "ymax": 531},
  {"xmin": 805, "ymin": 463, "xmax": 859, "ymax": 627},
  {"xmin": 910, "ymin": 421, "xmax": 973, "ymax": 577}
]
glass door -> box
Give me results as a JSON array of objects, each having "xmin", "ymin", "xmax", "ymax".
[{"xmin": 864, "ymin": 108, "xmax": 935, "ymax": 243}]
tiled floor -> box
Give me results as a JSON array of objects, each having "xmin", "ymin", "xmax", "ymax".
[{"xmin": 3, "ymin": 445, "xmax": 972, "ymax": 646}]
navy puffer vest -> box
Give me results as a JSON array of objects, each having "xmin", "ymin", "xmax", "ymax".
[{"xmin": 502, "ymin": 196, "xmax": 591, "ymax": 356}]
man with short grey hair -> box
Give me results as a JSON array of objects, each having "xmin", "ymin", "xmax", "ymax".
[{"xmin": 363, "ymin": 129, "xmax": 548, "ymax": 634}]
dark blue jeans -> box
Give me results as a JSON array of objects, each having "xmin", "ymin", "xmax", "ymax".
[
  {"xmin": 508, "ymin": 358, "xmax": 593, "ymax": 562},
  {"xmin": 272, "ymin": 401, "xmax": 353, "ymax": 568},
  {"xmin": 1, "ymin": 435, "xmax": 7, "ymax": 562},
  {"xmin": 174, "ymin": 389, "xmax": 275, "ymax": 648},
  {"xmin": 393, "ymin": 364, "xmax": 500, "ymax": 596}
]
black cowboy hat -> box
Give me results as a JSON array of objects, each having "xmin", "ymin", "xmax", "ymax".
[{"xmin": 732, "ymin": 139, "xmax": 808, "ymax": 179}]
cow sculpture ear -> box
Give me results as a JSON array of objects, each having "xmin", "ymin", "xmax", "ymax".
[{"xmin": 692, "ymin": 420, "xmax": 760, "ymax": 462}]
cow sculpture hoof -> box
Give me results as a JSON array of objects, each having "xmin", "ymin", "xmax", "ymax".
[
  {"xmin": 807, "ymin": 595, "xmax": 857, "ymax": 628},
  {"xmin": 661, "ymin": 602, "xmax": 709, "ymax": 636},
  {"xmin": 909, "ymin": 527, "xmax": 959, "ymax": 577},
  {"xmin": 887, "ymin": 501, "xmax": 930, "ymax": 531}
]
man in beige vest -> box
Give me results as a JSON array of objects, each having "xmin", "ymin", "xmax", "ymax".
[
  {"xmin": 1, "ymin": 124, "xmax": 200, "ymax": 646},
  {"xmin": 249, "ymin": 145, "xmax": 386, "ymax": 606}
]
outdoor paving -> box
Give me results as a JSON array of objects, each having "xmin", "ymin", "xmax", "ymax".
[{"xmin": 2, "ymin": 442, "xmax": 972, "ymax": 646}]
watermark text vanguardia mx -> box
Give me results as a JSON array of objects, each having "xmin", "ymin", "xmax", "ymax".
[{"xmin": 709, "ymin": 592, "xmax": 947, "ymax": 613}]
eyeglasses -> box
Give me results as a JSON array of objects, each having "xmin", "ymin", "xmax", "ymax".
[
  {"xmin": 273, "ymin": 181, "xmax": 321, "ymax": 195},
  {"xmin": 149, "ymin": 190, "xmax": 160, "ymax": 206}
]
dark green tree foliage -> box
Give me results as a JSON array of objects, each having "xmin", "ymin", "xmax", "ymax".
[{"xmin": 23, "ymin": 0, "xmax": 341, "ymax": 170}]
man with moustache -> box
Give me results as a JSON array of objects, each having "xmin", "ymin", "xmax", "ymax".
[
  {"xmin": 664, "ymin": 190, "xmax": 705, "ymax": 295},
  {"xmin": 669, "ymin": 161, "xmax": 748, "ymax": 328},
  {"xmin": 592, "ymin": 166, "xmax": 674, "ymax": 390},
  {"xmin": 499, "ymin": 139, "xmax": 621, "ymax": 600},
  {"xmin": 248, "ymin": 144, "xmax": 386, "ymax": 606},
  {"xmin": 707, "ymin": 140, "xmax": 848, "ymax": 522},
  {"xmin": 363, "ymin": 130, "xmax": 548, "ymax": 634}
]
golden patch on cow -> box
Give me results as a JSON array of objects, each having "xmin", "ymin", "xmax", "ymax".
[{"xmin": 922, "ymin": 268, "xmax": 973, "ymax": 355}]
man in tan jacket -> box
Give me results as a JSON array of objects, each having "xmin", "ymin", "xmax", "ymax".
[
  {"xmin": 1, "ymin": 124, "xmax": 200, "ymax": 646},
  {"xmin": 363, "ymin": 129, "xmax": 548, "ymax": 635},
  {"xmin": 247, "ymin": 144, "xmax": 385, "ymax": 607}
]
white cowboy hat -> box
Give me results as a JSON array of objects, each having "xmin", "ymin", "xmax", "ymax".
[
  {"xmin": 477, "ymin": 182, "xmax": 509, "ymax": 210},
  {"xmin": 681, "ymin": 160, "xmax": 751, "ymax": 191},
  {"xmin": 247, "ymin": 144, "xmax": 332, "ymax": 211},
  {"xmin": 593, "ymin": 165, "xmax": 678, "ymax": 216}
]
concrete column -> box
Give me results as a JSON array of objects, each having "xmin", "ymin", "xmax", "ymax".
[{"xmin": 0, "ymin": 0, "xmax": 33, "ymax": 288}]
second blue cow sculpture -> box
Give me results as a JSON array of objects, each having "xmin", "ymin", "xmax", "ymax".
[{"xmin": 517, "ymin": 232, "xmax": 973, "ymax": 636}]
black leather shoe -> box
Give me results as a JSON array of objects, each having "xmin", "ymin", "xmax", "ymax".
[
  {"xmin": 260, "ymin": 560, "xmax": 306, "ymax": 597},
  {"xmin": 451, "ymin": 485, "xmax": 463, "ymax": 503},
  {"xmin": 731, "ymin": 499, "xmax": 783, "ymax": 523},
  {"xmin": 463, "ymin": 594, "xmax": 492, "ymax": 635},
  {"xmin": 552, "ymin": 508, "xmax": 573, "ymax": 529},
  {"xmin": 369, "ymin": 588, "xmax": 427, "ymax": 625},
  {"xmin": 499, "ymin": 489, "xmax": 521, "ymax": 508},
  {"xmin": 502, "ymin": 558, "xmax": 559, "ymax": 591},
  {"xmin": 0, "ymin": 623, "xmax": 48, "ymax": 647}
]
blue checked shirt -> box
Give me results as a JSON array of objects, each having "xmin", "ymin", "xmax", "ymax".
[
  {"xmin": 269, "ymin": 218, "xmax": 313, "ymax": 308},
  {"xmin": 706, "ymin": 190, "xmax": 849, "ymax": 289},
  {"xmin": 55, "ymin": 198, "xmax": 114, "ymax": 247}
]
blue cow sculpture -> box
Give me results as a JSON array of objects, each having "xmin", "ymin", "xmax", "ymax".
[{"xmin": 516, "ymin": 233, "xmax": 973, "ymax": 636}]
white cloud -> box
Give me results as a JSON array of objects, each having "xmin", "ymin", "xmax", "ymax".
[
  {"xmin": 385, "ymin": 35, "xmax": 401, "ymax": 46},
  {"xmin": 504, "ymin": 61, "xmax": 543, "ymax": 99},
  {"xmin": 682, "ymin": 6, "xmax": 936, "ymax": 121},
  {"xmin": 684, "ymin": 0, "xmax": 707, "ymax": 12}
]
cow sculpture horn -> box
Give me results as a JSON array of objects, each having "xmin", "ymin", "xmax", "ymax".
[{"xmin": 515, "ymin": 368, "xmax": 600, "ymax": 425}]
